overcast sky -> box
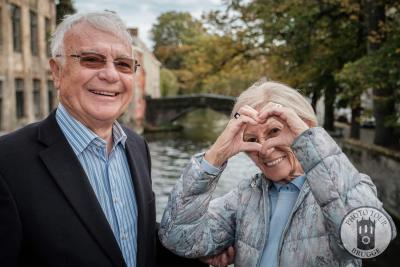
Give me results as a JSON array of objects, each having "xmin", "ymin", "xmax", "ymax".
[{"xmin": 73, "ymin": 0, "xmax": 225, "ymax": 50}]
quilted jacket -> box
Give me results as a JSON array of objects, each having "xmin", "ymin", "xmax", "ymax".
[{"xmin": 159, "ymin": 127, "xmax": 396, "ymax": 267}]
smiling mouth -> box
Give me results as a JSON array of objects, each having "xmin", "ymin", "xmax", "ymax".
[
  {"xmin": 89, "ymin": 90, "xmax": 120, "ymax": 97},
  {"xmin": 264, "ymin": 155, "xmax": 286, "ymax": 167}
]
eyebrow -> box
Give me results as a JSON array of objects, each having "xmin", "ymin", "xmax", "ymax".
[{"xmin": 77, "ymin": 49, "xmax": 133, "ymax": 59}]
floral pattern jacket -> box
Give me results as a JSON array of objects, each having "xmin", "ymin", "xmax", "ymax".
[{"xmin": 159, "ymin": 127, "xmax": 396, "ymax": 267}]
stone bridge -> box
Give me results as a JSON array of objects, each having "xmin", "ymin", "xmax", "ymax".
[{"xmin": 145, "ymin": 94, "xmax": 236, "ymax": 126}]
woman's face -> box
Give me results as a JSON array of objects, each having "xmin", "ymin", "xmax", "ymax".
[{"xmin": 243, "ymin": 115, "xmax": 302, "ymax": 182}]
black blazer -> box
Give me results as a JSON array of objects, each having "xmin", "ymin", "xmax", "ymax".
[{"xmin": 0, "ymin": 112, "xmax": 156, "ymax": 267}]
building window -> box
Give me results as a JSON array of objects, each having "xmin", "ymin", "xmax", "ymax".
[
  {"xmin": 15, "ymin": 79, "xmax": 24, "ymax": 118},
  {"xmin": 47, "ymin": 80, "xmax": 55, "ymax": 112},
  {"xmin": 0, "ymin": 7, "xmax": 3, "ymax": 48},
  {"xmin": 45, "ymin": 18, "xmax": 51, "ymax": 57},
  {"xmin": 11, "ymin": 4, "xmax": 22, "ymax": 52},
  {"xmin": 30, "ymin": 10, "xmax": 39, "ymax": 55},
  {"xmin": 0, "ymin": 81, "xmax": 3, "ymax": 129},
  {"xmin": 33, "ymin": 79, "xmax": 41, "ymax": 117}
]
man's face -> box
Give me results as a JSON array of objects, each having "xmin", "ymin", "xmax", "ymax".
[{"xmin": 50, "ymin": 22, "xmax": 134, "ymax": 131}]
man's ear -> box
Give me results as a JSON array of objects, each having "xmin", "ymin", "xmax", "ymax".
[{"xmin": 49, "ymin": 58, "xmax": 61, "ymax": 89}]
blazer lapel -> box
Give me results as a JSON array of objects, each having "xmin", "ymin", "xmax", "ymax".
[
  {"xmin": 125, "ymin": 137, "xmax": 153, "ymax": 267},
  {"xmin": 37, "ymin": 112, "xmax": 126, "ymax": 267}
]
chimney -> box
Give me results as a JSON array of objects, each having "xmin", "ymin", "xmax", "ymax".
[{"xmin": 128, "ymin": 27, "xmax": 139, "ymax": 38}]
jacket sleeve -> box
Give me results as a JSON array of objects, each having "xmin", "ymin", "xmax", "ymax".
[
  {"xmin": 0, "ymin": 173, "xmax": 22, "ymax": 267},
  {"xmin": 158, "ymin": 153, "xmax": 238, "ymax": 258},
  {"xmin": 292, "ymin": 127, "xmax": 397, "ymax": 255}
]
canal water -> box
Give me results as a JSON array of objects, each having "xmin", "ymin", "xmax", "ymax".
[{"xmin": 145, "ymin": 109, "xmax": 399, "ymax": 266}]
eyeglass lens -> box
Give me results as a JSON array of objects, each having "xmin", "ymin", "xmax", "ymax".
[{"xmin": 75, "ymin": 53, "xmax": 139, "ymax": 74}]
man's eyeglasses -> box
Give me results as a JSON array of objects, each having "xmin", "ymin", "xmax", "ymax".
[{"xmin": 56, "ymin": 52, "xmax": 140, "ymax": 74}]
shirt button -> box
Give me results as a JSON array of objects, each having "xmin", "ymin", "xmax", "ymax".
[
  {"xmin": 113, "ymin": 197, "xmax": 119, "ymax": 204},
  {"xmin": 121, "ymin": 233, "xmax": 128, "ymax": 240}
]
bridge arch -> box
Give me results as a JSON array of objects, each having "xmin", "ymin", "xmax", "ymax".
[{"xmin": 145, "ymin": 94, "xmax": 236, "ymax": 126}]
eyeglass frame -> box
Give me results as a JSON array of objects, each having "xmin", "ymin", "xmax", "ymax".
[{"xmin": 55, "ymin": 51, "xmax": 141, "ymax": 74}]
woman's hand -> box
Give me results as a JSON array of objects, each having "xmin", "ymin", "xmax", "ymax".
[
  {"xmin": 199, "ymin": 246, "xmax": 235, "ymax": 267},
  {"xmin": 204, "ymin": 105, "xmax": 263, "ymax": 167},
  {"xmin": 258, "ymin": 103, "xmax": 309, "ymax": 150}
]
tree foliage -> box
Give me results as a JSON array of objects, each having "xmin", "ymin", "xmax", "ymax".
[
  {"xmin": 160, "ymin": 68, "xmax": 179, "ymax": 96},
  {"xmin": 151, "ymin": 1, "xmax": 400, "ymax": 147},
  {"xmin": 56, "ymin": 0, "xmax": 76, "ymax": 25}
]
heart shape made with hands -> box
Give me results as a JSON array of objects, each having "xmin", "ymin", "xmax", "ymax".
[
  {"xmin": 242, "ymin": 114, "xmax": 295, "ymax": 152},
  {"xmin": 243, "ymin": 102, "xmax": 309, "ymax": 150},
  {"xmin": 205, "ymin": 104, "xmax": 309, "ymax": 167}
]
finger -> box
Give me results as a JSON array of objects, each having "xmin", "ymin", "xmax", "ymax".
[
  {"xmin": 258, "ymin": 107, "xmax": 285, "ymax": 121},
  {"xmin": 229, "ymin": 114, "xmax": 259, "ymax": 129},
  {"xmin": 238, "ymin": 105, "xmax": 262, "ymax": 123},
  {"xmin": 220, "ymin": 253, "xmax": 228, "ymax": 266},
  {"xmin": 227, "ymin": 246, "xmax": 235, "ymax": 261},
  {"xmin": 258, "ymin": 102, "xmax": 281, "ymax": 116},
  {"xmin": 262, "ymin": 137, "xmax": 288, "ymax": 150},
  {"xmin": 207, "ymin": 258, "xmax": 216, "ymax": 266},
  {"xmin": 240, "ymin": 142, "xmax": 262, "ymax": 153}
]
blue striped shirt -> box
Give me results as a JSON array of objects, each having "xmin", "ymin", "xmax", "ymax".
[{"xmin": 56, "ymin": 104, "xmax": 137, "ymax": 267}]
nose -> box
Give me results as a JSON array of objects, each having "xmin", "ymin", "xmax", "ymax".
[{"xmin": 97, "ymin": 61, "xmax": 119, "ymax": 83}]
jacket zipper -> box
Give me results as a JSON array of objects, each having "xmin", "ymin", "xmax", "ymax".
[
  {"xmin": 276, "ymin": 181, "xmax": 310, "ymax": 267},
  {"xmin": 256, "ymin": 178, "xmax": 271, "ymax": 267}
]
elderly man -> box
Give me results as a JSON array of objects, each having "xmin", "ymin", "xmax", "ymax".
[{"xmin": 0, "ymin": 11, "xmax": 217, "ymax": 267}]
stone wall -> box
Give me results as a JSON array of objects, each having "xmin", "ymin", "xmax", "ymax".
[{"xmin": 341, "ymin": 139, "xmax": 400, "ymax": 221}]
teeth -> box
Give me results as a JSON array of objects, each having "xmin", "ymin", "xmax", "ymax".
[
  {"xmin": 90, "ymin": 90, "xmax": 118, "ymax": 97},
  {"xmin": 265, "ymin": 156, "xmax": 285, "ymax": 167}
]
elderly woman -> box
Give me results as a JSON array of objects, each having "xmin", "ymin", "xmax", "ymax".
[{"xmin": 159, "ymin": 81, "xmax": 396, "ymax": 267}]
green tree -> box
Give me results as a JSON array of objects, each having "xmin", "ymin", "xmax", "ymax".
[
  {"xmin": 56, "ymin": 0, "xmax": 76, "ymax": 25},
  {"xmin": 336, "ymin": 0, "xmax": 400, "ymax": 147},
  {"xmin": 151, "ymin": 11, "xmax": 206, "ymax": 70},
  {"xmin": 220, "ymin": 0, "xmax": 367, "ymax": 131},
  {"xmin": 160, "ymin": 68, "xmax": 179, "ymax": 96},
  {"xmin": 366, "ymin": 0, "xmax": 398, "ymax": 147}
]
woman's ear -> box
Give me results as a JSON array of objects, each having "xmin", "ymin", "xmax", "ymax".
[{"xmin": 304, "ymin": 119, "xmax": 317, "ymax": 128}]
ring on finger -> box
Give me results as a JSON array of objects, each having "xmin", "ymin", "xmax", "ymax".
[{"xmin": 234, "ymin": 112, "xmax": 240, "ymax": 119}]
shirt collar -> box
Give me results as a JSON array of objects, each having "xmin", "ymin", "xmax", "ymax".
[
  {"xmin": 56, "ymin": 104, "xmax": 127, "ymax": 155},
  {"xmin": 271, "ymin": 174, "xmax": 306, "ymax": 192}
]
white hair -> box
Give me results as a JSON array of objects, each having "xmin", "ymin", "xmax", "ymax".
[
  {"xmin": 50, "ymin": 11, "xmax": 132, "ymax": 58},
  {"xmin": 232, "ymin": 80, "xmax": 318, "ymax": 127}
]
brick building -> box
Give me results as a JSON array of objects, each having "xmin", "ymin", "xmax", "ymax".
[
  {"xmin": 0, "ymin": 0, "xmax": 56, "ymax": 132},
  {"xmin": 0, "ymin": 3, "xmax": 160, "ymax": 134}
]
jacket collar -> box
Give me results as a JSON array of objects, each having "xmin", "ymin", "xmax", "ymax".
[{"xmin": 38, "ymin": 111, "xmax": 127, "ymax": 267}]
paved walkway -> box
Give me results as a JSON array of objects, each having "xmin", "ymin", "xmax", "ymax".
[{"xmin": 336, "ymin": 122, "xmax": 376, "ymax": 145}]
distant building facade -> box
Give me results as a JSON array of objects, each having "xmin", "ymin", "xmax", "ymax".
[
  {"xmin": 0, "ymin": 4, "xmax": 160, "ymax": 134},
  {"xmin": 121, "ymin": 28, "xmax": 161, "ymax": 132},
  {"xmin": 0, "ymin": 0, "xmax": 56, "ymax": 132}
]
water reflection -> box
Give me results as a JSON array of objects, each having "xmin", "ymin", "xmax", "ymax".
[{"xmin": 146, "ymin": 109, "xmax": 260, "ymax": 221}]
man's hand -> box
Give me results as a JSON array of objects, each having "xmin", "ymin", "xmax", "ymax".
[{"xmin": 199, "ymin": 246, "xmax": 235, "ymax": 267}]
